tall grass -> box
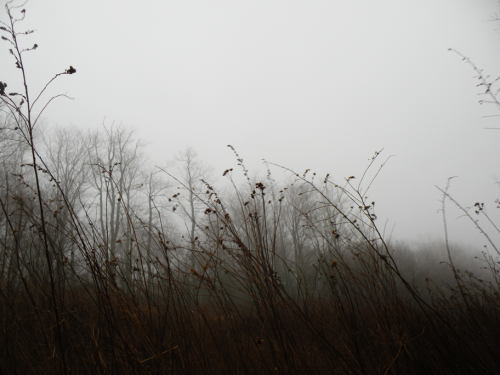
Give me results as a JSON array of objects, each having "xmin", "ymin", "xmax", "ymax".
[
  {"xmin": 1, "ymin": 147, "xmax": 499, "ymax": 374},
  {"xmin": 1, "ymin": 3, "xmax": 500, "ymax": 374}
]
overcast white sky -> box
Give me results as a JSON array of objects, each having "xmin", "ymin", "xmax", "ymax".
[{"xmin": 2, "ymin": 0, "xmax": 500, "ymax": 249}]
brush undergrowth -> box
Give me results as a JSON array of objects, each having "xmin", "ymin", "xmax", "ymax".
[{"xmin": 1, "ymin": 2, "xmax": 499, "ymax": 374}]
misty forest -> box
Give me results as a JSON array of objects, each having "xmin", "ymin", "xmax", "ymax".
[{"xmin": 1, "ymin": 2, "xmax": 500, "ymax": 374}]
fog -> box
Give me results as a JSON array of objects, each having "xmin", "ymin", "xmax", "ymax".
[
  {"xmin": 4, "ymin": 2, "xmax": 500, "ymax": 372},
  {"xmin": 1, "ymin": 0, "xmax": 499, "ymax": 246}
]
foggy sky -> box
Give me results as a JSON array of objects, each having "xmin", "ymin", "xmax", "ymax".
[{"xmin": 1, "ymin": 0, "xmax": 500, "ymax": 248}]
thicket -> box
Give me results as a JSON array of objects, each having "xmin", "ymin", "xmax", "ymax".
[{"xmin": 1, "ymin": 2, "xmax": 499, "ymax": 374}]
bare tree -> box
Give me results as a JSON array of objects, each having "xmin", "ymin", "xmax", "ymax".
[
  {"xmin": 0, "ymin": 101, "xmax": 29, "ymax": 292},
  {"xmin": 40, "ymin": 124, "xmax": 91, "ymax": 285},
  {"xmin": 171, "ymin": 146, "xmax": 214, "ymax": 272},
  {"xmin": 87, "ymin": 123, "xmax": 146, "ymax": 288},
  {"xmin": 138, "ymin": 165, "xmax": 173, "ymax": 287}
]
